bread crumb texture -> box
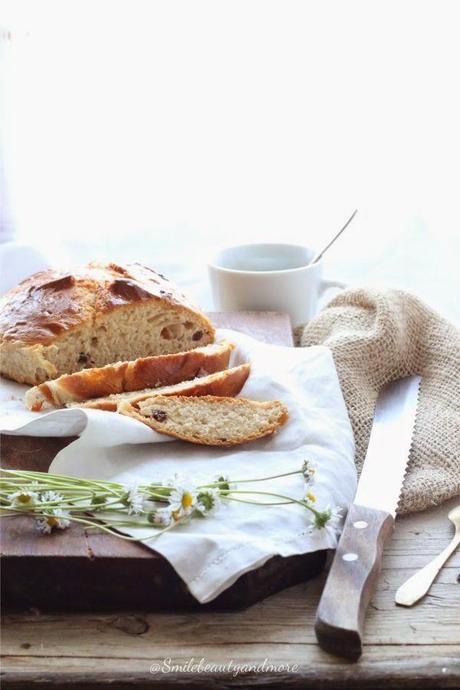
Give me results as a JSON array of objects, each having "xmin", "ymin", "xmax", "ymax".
[
  {"xmin": 120, "ymin": 395, "xmax": 289, "ymax": 446},
  {"xmin": 0, "ymin": 262, "xmax": 214, "ymax": 384}
]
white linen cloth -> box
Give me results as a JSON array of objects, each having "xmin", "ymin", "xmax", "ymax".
[{"xmin": 0, "ymin": 329, "xmax": 356, "ymax": 603}]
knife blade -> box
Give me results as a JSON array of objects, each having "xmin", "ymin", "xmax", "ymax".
[{"xmin": 315, "ymin": 375, "xmax": 421, "ymax": 661}]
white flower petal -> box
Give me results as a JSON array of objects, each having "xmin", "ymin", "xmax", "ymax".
[
  {"xmin": 40, "ymin": 490, "xmax": 64, "ymax": 504},
  {"xmin": 8, "ymin": 490, "xmax": 39, "ymax": 508},
  {"xmin": 35, "ymin": 508, "xmax": 70, "ymax": 534},
  {"xmin": 126, "ymin": 483, "xmax": 144, "ymax": 515},
  {"xmin": 150, "ymin": 507, "xmax": 173, "ymax": 527}
]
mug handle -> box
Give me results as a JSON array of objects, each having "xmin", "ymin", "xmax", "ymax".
[
  {"xmin": 318, "ymin": 279, "xmax": 346, "ymax": 310},
  {"xmin": 319, "ymin": 278, "xmax": 346, "ymax": 294}
]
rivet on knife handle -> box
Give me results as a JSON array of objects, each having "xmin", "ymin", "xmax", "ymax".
[{"xmin": 315, "ymin": 503, "xmax": 394, "ymax": 660}]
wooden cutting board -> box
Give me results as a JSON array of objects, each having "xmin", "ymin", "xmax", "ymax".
[{"xmin": 0, "ymin": 312, "xmax": 327, "ymax": 612}]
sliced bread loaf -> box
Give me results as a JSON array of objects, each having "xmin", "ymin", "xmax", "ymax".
[
  {"xmin": 119, "ymin": 395, "xmax": 289, "ymax": 446},
  {"xmin": 67, "ymin": 364, "xmax": 251, "ymax": 411},
  {"xmin": 25, "ymin": 341, "xmax": 234, "ymax": 411}
]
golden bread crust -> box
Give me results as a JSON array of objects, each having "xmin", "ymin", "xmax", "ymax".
[
  {"xmin": 25, "ymin": 341, "xmax": 234, "ymax": 411},
  {"xmin": 0, "ymin": 262, "xmax": 213, "ymax": 346},
  {"xmin": 71, "ymin": 364, "xmax": 251, "ymax": 412}
]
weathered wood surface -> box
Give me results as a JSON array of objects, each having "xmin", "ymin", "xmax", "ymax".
[
  {"xmin": 2, "ymin": 496, "xmax": 459, "ymax": 688},
  {"xmin": 1, "ymin": 312, "xmax": 327, "ymax": 612}
]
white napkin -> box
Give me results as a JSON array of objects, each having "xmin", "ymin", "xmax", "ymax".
[{"xmin": 0, "ymin": 329, "xmax": 357, "ymax": 603}]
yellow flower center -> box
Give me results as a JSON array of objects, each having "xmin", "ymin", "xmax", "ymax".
[
  {"xmin": 47, "ymin": 516, "xmax": 59, "ymax": 527},
  {"xmin": 172, "ymin": 509, "xmax": 181, "ymax": 521},
  {"xmin": 306, "ymin": 492, "xmax": 316, "ymax": 503},
  {"xmin": 18, "ymin": 494, "xmax": 32, "ymax": 503},
  {"xmin": 181, "ymin": 492, "xmax": 194, "ymax": 509}
]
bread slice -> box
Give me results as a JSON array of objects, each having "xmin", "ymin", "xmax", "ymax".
[
  {"xmin": 67, "ymin": 364, "xmax": 251, "ymax": 412},
  {"xmin": 119, "ymin": 395, "xmax": 289, "ymax": 446},
  {"xmin": 25, "ymin": 341, "xmax": 234, "ymax": 411},
  {"xmin": 0, "ymin": 262, "xmax": 215, "ymax": 385}
]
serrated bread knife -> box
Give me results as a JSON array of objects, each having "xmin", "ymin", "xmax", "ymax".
[{"xmin": 315, "ymin": 375, "xmax": 421, "ymax": 661}]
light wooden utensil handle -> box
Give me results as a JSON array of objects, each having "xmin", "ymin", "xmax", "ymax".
[
  {"xmin": 395, "ymin": 532, "xmax": 460, "ymax": 607},
  {"xmin": 315, "ymin": 504, "xmax": 394, "ymax": 661}
]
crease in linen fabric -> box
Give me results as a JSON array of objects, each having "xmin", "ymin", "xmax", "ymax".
[{"xmin": 301, "ymin": 288, "xmax": 460, "ymax": 513}]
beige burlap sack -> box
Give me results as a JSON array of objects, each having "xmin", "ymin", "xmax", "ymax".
[{"xmin": 301, "ymin": 288, "xmax": 460, "ymax": 514}]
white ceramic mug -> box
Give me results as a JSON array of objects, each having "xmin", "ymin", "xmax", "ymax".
[{"xmin": 208, "ymin": 243, "xmax": 344, "ymax": 327}]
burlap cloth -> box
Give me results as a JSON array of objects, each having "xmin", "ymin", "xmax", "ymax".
[{"xmin": 300, "ymin": 288, "xmax": 460, "ymax": 514}]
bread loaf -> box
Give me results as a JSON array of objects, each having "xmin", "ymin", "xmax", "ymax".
[
  {"xmin": 0, "ymin": 262, "xmax": 215, "ymax": 385},
  {"xmin": 67, "ymin": 363, "xmax": 250, "ymax": 411},
  {"xmin": 25, "ymin": 340, "xmax": 234, "ymax": 411},
  {"xmin": 119, "ymin": 395, "xmax": 289, "ymax": 446}
]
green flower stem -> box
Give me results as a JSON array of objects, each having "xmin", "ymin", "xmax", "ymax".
[
  {"xmin": 46, "ymin": 513, "xmax": 174, "ymax": 541},
  {"xmin": 142, "ymin": 491, "xmax": 172, "ymax": 501},
  {"xmin": 75, "ymin": 514, "xmax": 179, "ymax": 541},
  {"xmin": 1, "ymin": 471, "xmax": 169, "ymax": 503},
  {"xmin": 0, "ymin": 506, "xmax": 172, "ymax": 539},
  {"xmin": 1, "ymin": 469, "xmax": 119, "ymax": 487},
  {"xmin": 0, "ymin": 464, "xmax": 335, "ymax": 544},
  {"xmin": 225, "ymin": 489, "xmax": 320, "ymax": 517},
  {"xmin": 202, "ymin": 469, "xmax": 303, "ymax": 488},
  {"xmin": 1, "ymin": 471, "xmax": 124, "ymax": 497},
  {"xmin": 1, "ymin": 498, "xmax": 129, "ymax": 514},
  {"xmin": 91, "ymin": 498, "xmax": 126, "ymax": 509},
  {"xmin": 224, "ymin": 496, "xmax": 296, "ymax": 506}
]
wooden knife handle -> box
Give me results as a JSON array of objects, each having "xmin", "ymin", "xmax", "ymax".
[{"xmin": 315, "ymin": 503, "xmax": 395, "ymax": 660}]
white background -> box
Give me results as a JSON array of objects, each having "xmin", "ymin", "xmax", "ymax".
[{"xmin": 1, "ymin": 1, "xmax": 459, "ymax": 321}]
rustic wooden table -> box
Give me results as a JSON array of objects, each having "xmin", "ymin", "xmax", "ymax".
[
  {"xmin": 1, "ymin": 496, "xmax": 459, "ymax": 689},
  {"xmin": 1, "ymin": 313, "xmax": 460, "ymax": 688}
]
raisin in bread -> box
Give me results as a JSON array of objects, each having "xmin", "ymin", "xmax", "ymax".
[
  {"xmin": 25, "ymin": 341, "xmax": 234, "ymax": 411},
  {"xmin": 119, "ymin": 395, "xmax": 288, "ymax": 446},
  {"xmin": 0, "ymin": 262, "xmax": 215, "ymax": 385},
  {"xmin": 67, "ymin": 364, "xmax": 250, "ymax": 411}
]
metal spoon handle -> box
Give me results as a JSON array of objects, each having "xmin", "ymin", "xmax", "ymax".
[
  {"xmin": 311, "ymin": 209, "xmax": 358, "ymax": 265},
  {"xmin": 395, "ymin": 532, "xmax": 460, "ymax": 607}
]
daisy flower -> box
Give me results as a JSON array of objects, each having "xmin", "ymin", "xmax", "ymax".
[
  {"xmin": 8, "ymin": 489, "xmax": 39, "ymax": 508},
  {"xmin": 326, "ymin": 506, "xmax": 343, "ymax": 532},
  {"xmin": 126, "ymin": 483, "xmax": 144, "ymax": 515},
  {"xmin": 39, "ymin": 490, "xmax": 64, "ymax": 505},
  {"xmin": 168, "ymin": 483, "xmax": 197, "ymax": 521},
  {"xmin": 36, "ymin": 509, "xmax": 71, "ymax": 534},
  {"xmin": 301, "ymin": 460, "xmax": 317, "ymax": 486},
  {"xmin": 313, "ymin": 506, "xmax": 343, "ymax": 536},
  {"xmin": 148, "ymin": 506, "xmax": 173, "ymax": 527},
  {"xmin": 196, "ymin": 488, "xmax": 221, "ymax": 517}
]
